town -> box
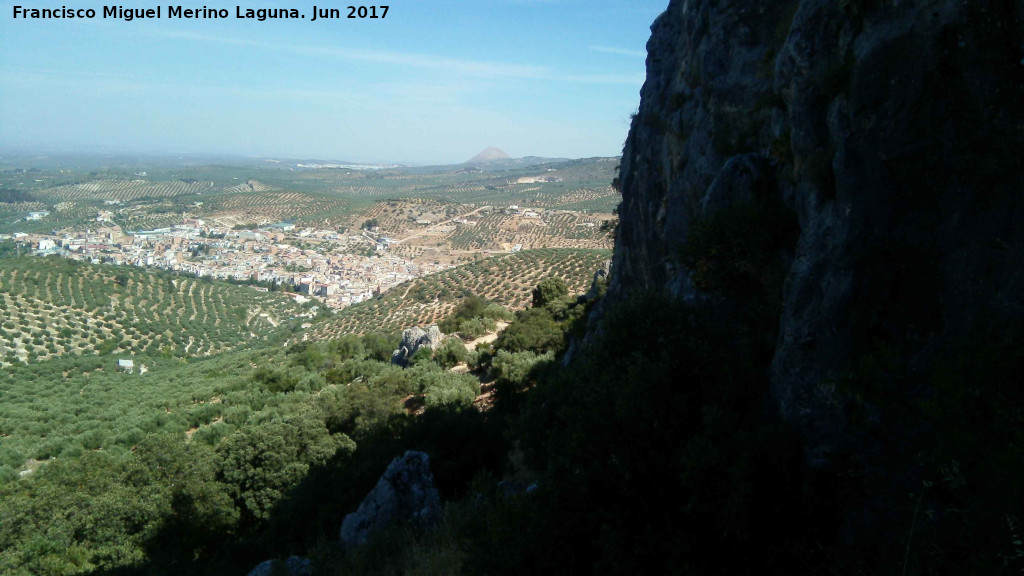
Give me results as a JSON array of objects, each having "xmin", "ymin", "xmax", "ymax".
[{"xmin": 1, "ymin": 217, "xmax": 451, "ymax": 310}]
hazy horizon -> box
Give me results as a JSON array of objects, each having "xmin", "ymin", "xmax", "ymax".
[{"xmin": 1, "ymin": 1, "xmax": 667, "ymax": 165}]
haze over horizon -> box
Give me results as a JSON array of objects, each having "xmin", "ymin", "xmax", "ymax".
[{"xmin": 0, "ymin": 1, "xmax": 667, "ymax": 165}]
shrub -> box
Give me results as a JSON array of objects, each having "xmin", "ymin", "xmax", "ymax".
[
  {"xmin": 491, "ymin": 350, "xmax": 553, "ymax": 392},
  {"xmin": 193, "ymin": 421, "xmax": 234, "ymax": 446},
  {"xmin": 494, "ymin": 308, "xmax": 564, "ymax": 354},
  {"xmin": 481, "ymin": 303, "xmax": 513, "ymax": 321},
  {"xmin": 457, "ymin": 318, "xmax": 487, "ymax": 339},
  {"xmin": 328, "ymin": 334, "xmax": 365, "ymax": 362},
  {"xmin": 406, "ymin": 346, "xmax": 435, "ymax": 369},
  {"xmin": 424, "ymin": 372, "xmax": 479, "ymax": 410},
  {"xmin": 217, "ymin": 412, "xmax": 354, "ymax": 521},
  {"xmin": 440, "ymin": 295, "xmax": 491, "ymax": 334},
  {"xmin": 435, "ymin": 338, "xmax": 468, "ymax": 369},
  {"xmin": 252, "ymin": 368, "xmax": 298, "ymax": 394}
]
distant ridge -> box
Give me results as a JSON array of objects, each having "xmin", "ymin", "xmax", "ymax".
[{"xmin": 466, "ymin": 147, "xmax": 511, "ymax": 164}]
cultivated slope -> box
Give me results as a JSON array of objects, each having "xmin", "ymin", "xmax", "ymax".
[
  {"xmin": 314, "ymin": 248, "xmax": 610, "ymax": 338},
  {"xmin": 0, "ymin": 256, "xmax": 302, "ymax": 364}
]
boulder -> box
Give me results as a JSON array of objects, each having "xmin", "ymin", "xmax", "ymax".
[
  {"xmin": 391, "ymin": 325, "xmax": 444, "ymax": 366},
  {"xmin": 339, "ymin": 450, "xmax": 441, "ymax": 547}
]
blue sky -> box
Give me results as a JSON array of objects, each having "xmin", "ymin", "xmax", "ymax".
[{"xmin": 0, "ymin": 1, "xmax": 667, "ymax": 165}]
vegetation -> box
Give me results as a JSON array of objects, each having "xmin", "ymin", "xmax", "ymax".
[
  {"xmin": 0, "ymin": 323, "xmax": 501, "ymax": 575},
  {"xmin": 0, "ymin": 255, "xmax": 301, "ymax": 364},
  {"xmin": 0, "ymin": 158, "xmax": 617, "ymax": 234},
  {"xmin": 437, "ymin": 295, "xmax": 513, "ymax": 338},
  {"xmin": 0, "ymin": 188, "xmax": 36, "ymax": 203},
  {"xmin": 0, "ymin": 239, "xmax": 1019, "ymax": 576},
  {"xmin": 2, "ymin": 148, "xmax": 1016, "ymax": 576},
  {"xmin": 315, "ymin": 248, "xmax": 609, "ymax": 338}
]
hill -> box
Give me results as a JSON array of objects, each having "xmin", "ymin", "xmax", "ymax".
[
  {"xmin": 314, "ymin": 247, "xmax": 609, "ymax": 338},
  {"xmin": 465, "ymin": 147, "xmax": 510, "ymax": 164},
  {"xmin": 0, "ymin": 255, "xmax": 303, "ymax": 364}
]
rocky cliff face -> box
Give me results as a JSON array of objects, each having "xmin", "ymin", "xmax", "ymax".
[{"xmin": 610, "ymin": 0, "xmax": 1024, "ymax": 459}]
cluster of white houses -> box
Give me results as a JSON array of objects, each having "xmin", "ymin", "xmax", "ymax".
[{"xmin": 4, "ymin": 218, "xmax": 451, "ymax": 310}]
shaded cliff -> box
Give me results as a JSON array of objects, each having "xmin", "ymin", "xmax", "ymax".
[{"xmin": 610, "ymin": 0, "xmax": 1024, "ymax": 461}]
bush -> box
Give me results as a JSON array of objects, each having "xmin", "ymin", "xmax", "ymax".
[
  {"xmin": 406, "ymin": 346, "xmax": 435, "ymax": 369},
  {"xmin": 481, "ymin": 303, "xmax": 514, "ymax": 322},
  {"xmin": 490, "ymin": 350, "xmax": 553, "ymax": 394},
  {"xmin": 252, "ymin": 367, "xmax": 298, "ymax": 394},
  {"xmin": 0, "ymin": 465, "xmax": 17, "ymax": 483},
  {"xmin": 457, "ymin": 318, "xmax": 487, "ymax": 339},
  {"xmin": 531, "ymin": 277, "xmax": 568, "ymax": 308},
  {"xmin": 193, "ymin": 421, "xmax": 234, "ymax": 446},
  {"xmin": 217, "ymin": 412, "xmax": 354, "ymax": 522},
  {"xmin": 424, "ymin": 372, "xmax": 479, "ymax": 410},
  {"xmin": 493, "ymin": 308, "xmax": 564, "ymax": 354},
  {"xmin": 439, "ymin": 295, "xmax": 491, "ymax": 334},
  {"xmin": 363, "ymin": 332, "xmax": 399, "ymax": 362},
  {"xmin": 435, "ymin": 338, "xmax": 468, "ymax": 369},
  {"xmin": 328, "ymin": 334, "xmax": 365, "ymax": 362}
]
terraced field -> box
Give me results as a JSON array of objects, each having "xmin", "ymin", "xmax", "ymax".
[
  {"xmin": 202, "ymin": 190, "xmax": 357, "ymax": 226},
  {"xmin": 431, "ymin": 208, "xmax": 613, "ymax": 252},
  {"xmin": 38, "ymin": 179, "xmax": 215, "ymax": 202},
  {"xmin": 313, "ymin": 248, "xmax": 611, "ymax": 338},
  {"xmin": 0, "ymin": 256, "xmax": 302, "ymax": 365}
]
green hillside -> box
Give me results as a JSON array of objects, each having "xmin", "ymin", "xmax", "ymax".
[
  {"xmin": 315, "ymin": 247, "xmax": 610, "ymax": 338},
  {"xmin": 0, "ymin": 255, "xmax": 302, "ymax": 364}
]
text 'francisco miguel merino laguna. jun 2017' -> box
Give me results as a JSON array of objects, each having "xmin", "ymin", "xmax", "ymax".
[{"xmin": 11, "ymin": 5, "xmax": 389, "ymax": 21}]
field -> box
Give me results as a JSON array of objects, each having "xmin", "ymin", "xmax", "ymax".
[
  {"xmin": 314, "ymin": 247, "xmax": 611, "ymax": 338},
  {"xmin": 0, "ymin": 256, "xmax": 302, "ymax": 364},
  {"xmin": 0, "ymin": 156, "xmax": 619, "ymax": 235},
  {"xmin": 0, "ymin": 344, "xmax": 271, "ymax": 465}
]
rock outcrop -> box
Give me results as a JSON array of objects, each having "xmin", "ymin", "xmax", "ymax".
[
  {"xmin": 247, "ymin": 556, "xmax": 312, "ymax": 576},
  {"xmin": 607, "ymin": 0, "xmax": 1024, "ymax": 461},
  {"xmin": 391, "ymin": 325, "xmax": 444, "ymax": 366},
  {"xmin": 339, "ymin": 450, "xmax": 441, "ymax": 547}
]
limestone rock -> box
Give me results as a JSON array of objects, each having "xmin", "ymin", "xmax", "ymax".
[
  {"xmin": 247, "ymin": 556, "xmax": 311, "ymax": 576},
  {"xmin": 600, "ymin": 0, "xmax": 1024, "ymax": 469},
  {"xmin": 339, "ymin": 450, "xmax": 441, "ymax": 547},
  {"xmin": 391, "ymin": 325, "xmax": 444, "ymax": 366}
]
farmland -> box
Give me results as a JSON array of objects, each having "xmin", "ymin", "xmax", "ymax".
[
  {"xmin": 314, "ymin": 247, "xmax": 611, "ymax": 338},
  {"xmin": 0, "ymin": 156, "xmax": 619, "ymax": 235},
  {"xmin": 0, "ymin": 255, "xmax": 303, "ymax": 365}
]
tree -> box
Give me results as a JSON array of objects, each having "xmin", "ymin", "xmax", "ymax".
[
  {"xmin": 216, "ymin": 412, "xmax": 353, "ymax": 523},
  {"xmin": 494, "ymin": 307, "xmax": 564, "ymax": 354},
  {"xmin": 532, "ymin": 277, "xmax": 568, "ymax": 308},
  {"xmin": 435, "ymin": 338, "xmax": 468, "ymax": 369}
]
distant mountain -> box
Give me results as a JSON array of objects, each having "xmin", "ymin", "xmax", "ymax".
[
  {"xmin": 466, "ymin": 147, "xmax": 511, "ymax": 164},
  {"xmin": 453, "ymin": 148, "xmax": 574, "ymax": 171}
]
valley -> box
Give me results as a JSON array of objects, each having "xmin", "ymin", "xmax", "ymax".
[{"xmin": 0, "ymin": 155, "xmax": 616, "ymax": 313}]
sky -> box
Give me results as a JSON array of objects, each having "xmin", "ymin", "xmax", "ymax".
[{"xmin": 0, "ymin": 1, "xmax": 668, "ymax": 165}]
